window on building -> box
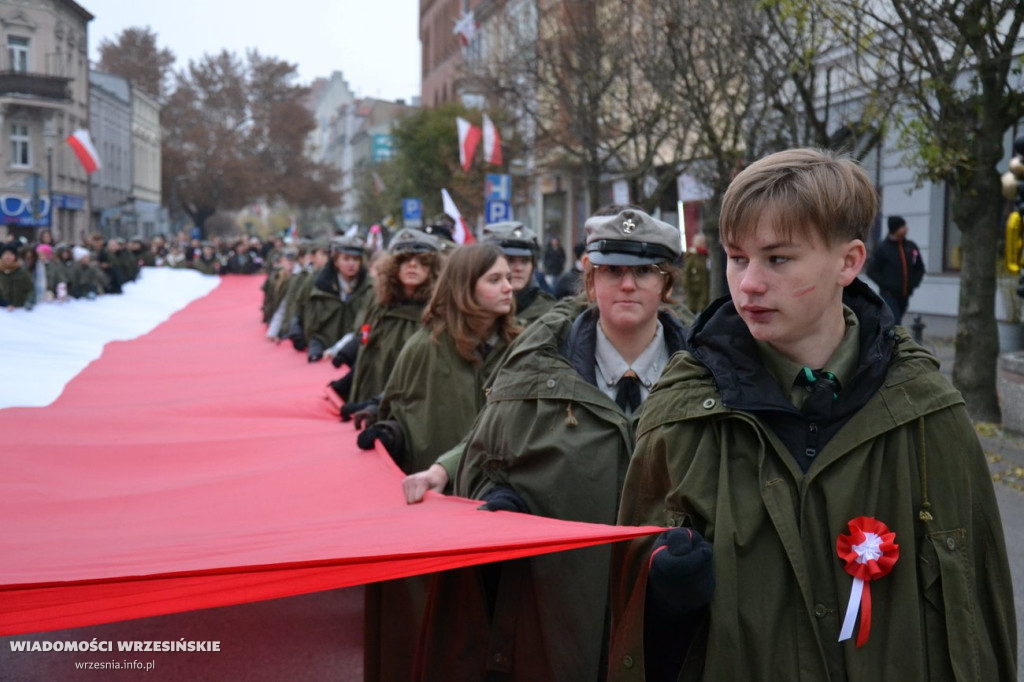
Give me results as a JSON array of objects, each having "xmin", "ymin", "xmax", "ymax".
[
  {"xmin": 7, "ymin": 36, "xmax": 28, "ymax": 73},
  {"xmin": 10, "ymin": 123, "xmax": 29, "ymax": 167}
]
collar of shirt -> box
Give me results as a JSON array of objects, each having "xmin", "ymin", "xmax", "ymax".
[
  {"xmin": 594, "ymin": 318, "xmax": 669, "ymax": 405},
  {"xmin": 757, "ymin": 305, "xmax": 861, "ymax": 410}
]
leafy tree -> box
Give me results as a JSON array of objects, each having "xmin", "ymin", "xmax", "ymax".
[
  {"xmin": 161, "ymin": 50, "xmax": 340, "ymax": 236},
  {"xmin": 357, "ymin": 101, "xmax": 488, "ymax": 230},
  {"xmin": 827, "ymin": 0, "xmax": 1024, "ymax": 421},
  {"xmin": 96, "ymin": 26, "xmax": 175, "ymax": 99}
]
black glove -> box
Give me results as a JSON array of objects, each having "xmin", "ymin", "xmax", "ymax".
[
  {"xmin": 287, "ymin": 317, "xmax": 307, "ymax": 351},
  {"xmin": 328, "ymin": 374, "xmax": 354, "ymax": 403},
  {"xmin": 646, "ymin": 527, "xmax": 714, "ymax": 617},
  {"xmin": 307, "ymin": 339, "xmax": 325, "ymax": 363},
  {"xmin": 332, "ymin": 334, "xmax": 361, "ymax": 369},
  {"xmin": 341, "ymin": 398, "xmax": 377, "ymax": 422},
  {"xmin": 356, "ymin": 419, "xmax": 405, "ymax": 467},
  {"xmin": 479, "ymin": 485, "xmax": 530, "ymax": 514}
]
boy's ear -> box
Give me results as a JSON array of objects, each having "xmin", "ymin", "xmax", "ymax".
[{"xmin": 838, "ymin": 239, "xmax": 867, "ymax": 286}]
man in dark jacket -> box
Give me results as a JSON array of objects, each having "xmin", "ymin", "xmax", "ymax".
[{"xmin": 866, "ymin": 215, "xmax": 925, "ymax": 324}]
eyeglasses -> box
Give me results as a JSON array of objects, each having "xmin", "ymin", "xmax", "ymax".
[{"xmin": 593, "ymin": 264, "xmax": 668, "ymax": 289}]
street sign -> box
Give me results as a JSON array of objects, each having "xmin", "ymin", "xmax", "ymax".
[
  {"xmin": 484, "ymin": 200, "xmax": 511, "ymax": 224},
  {"xmin": 402, "ymin": 198, "xmax": 423, "ymax": 227},
  {"xmin": 485, "ymin": 174, "xmax": 511, "ymax": 201}
]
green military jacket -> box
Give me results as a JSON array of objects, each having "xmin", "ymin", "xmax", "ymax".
[
  {"xmin": 380, "ymin": 327, "xmax": 510, "ymax": 476},
  {"xmin": 415, "ymin": 308, "xmax": 688, "ymax": 682},
  {"xmin": 303, "ymin": 268, "xmax": 374, "ymax": 348},
  {"xmin": 515, "ymin": 284, "xmax": 556, "ymax": 327},
  {"xmin": 67, "ymin": 262, "xmax": 107, "ymax": 298},
  {"xmin": 278, "ymin": 269, "xmax": 312, "ymax": 338},
  {"xmin": 0, "ymin": 264, "xmax": 33, "ymax": 307},
  {"xmin": 609, "ymin": 329, "xmax": 1016, "ymax": 681},
  {"xmin": 348, "ymin": 300, "xmax": 425, "ymax": 404}
]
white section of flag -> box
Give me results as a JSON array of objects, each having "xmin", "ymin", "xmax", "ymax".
[
  {"xmin": 66, "ymin": 129, "xmax": 102, "ymax": 174},
  {"xmin": 0, "ymin": 268, "xmax": 220, "ymax": 409},
  {"xmin": 482, "ymin": 113, "xmax": 502, "ymax": 166}
]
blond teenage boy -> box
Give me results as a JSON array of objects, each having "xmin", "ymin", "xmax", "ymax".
[{"xmin": 610, "ymin": 148, "xmax": 1015, "ymax": 681}]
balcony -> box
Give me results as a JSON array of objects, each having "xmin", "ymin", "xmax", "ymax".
[{"xmin": 0, "ymin": 71, "xmax": 71, "ymax": 102}]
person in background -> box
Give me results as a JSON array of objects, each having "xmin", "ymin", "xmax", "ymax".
[
  {"xmin": 542, "ymin": 234, "xmax": 567, "ymax": 288},
  {"xmin": 67, "ymin": 246, "xmax": 107, "ymax": 299},
  {"xmin": 334, "ymin": 228, "xmax": 442, "ymax": 413},
  {"xmin": 356, "ymin": 243, "xmax": 520, "ymax": 682},
  {"xmin": 682, "ymin": 232, "xmax": 710, "ymax": 312},
  {"xmin": 283, "ymin": 242, "xmax": 329, "ymax": 351},
  {"xmin": 302, "ymin": 235, "xmax": 374, "ymax": 362},
  {"xmin": 414, "ymin": 208, "xmax": 691, "ymax": 681},
  {"xmin": 483, "ymin": 221, "xmax": 556, "ymax": 326},
  {"xmin": 0, "ymin": 242, "xmax": 33, "ymax": 309},
  {"xmin": 554, "ymin": 241, "xmax": 587, "ymax": 299},
  {"xmin": 609, "ymin": 148, "xmax": 1015, "ymax": 682},
  {"xmin": 866, "ymin": 215, "xmax": 925, "ymax": 325}
]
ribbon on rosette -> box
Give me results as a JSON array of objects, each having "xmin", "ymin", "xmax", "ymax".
[{"xmin": 836, "ymin": 516, "xmax": 899, "ymax": 648}]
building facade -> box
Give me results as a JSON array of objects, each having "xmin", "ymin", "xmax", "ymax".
[{"xmin": 0, "ymin": 0, "xmax": 92, "ymax": 245}]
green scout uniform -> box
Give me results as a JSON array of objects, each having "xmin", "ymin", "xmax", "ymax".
[
  {"xmin": 415, "ymin": 306, "xmax": 688, "ymax": 681},
  {"xmin": 609, "ymin": 281, "xmax": 1016, "ymax": 681},
  {"xmin": 347, "ymin": 300, "xmax": 425, "ymax": 404},
  {"xmin": 364, "ymin": 327, "xmax": 511, "ymax": 682},
  {"xmin": 0, "ymin": 263, "xmax": 34, "ymax": 307},
  {"xmin": 302, "ymin": 266, "xmax": 374, "ymax": 348},
  {"xmin": 278, "ymin": 267, "xmax": 313, "ymax": 340}
]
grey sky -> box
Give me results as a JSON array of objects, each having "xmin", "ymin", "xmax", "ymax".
[{"xmin": 81, "ymin": 0, "xmax": 422, "ymax": 102}]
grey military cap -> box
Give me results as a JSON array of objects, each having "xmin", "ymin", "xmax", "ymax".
[
  {"xmin": 482, "ymin": 221, "xmax": 539, "ymax": 257},
  {"xmin": 584, "ymin": 208, "xmax": 681, "ymax": 266},
  {"xmin": 388, "ymin": 228, "xmax": 440, "ymax": 254},
  {"xmin": 329, "ymin": 235, "xmax": 366, "ymax": 256}
]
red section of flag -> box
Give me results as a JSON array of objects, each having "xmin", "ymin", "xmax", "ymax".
[
  {"xmin": 66, "ymin": 129, "xmax": 101, "ymax": 175},
  {"xmin": 482, "ymin": 113, "xmax": 503, "ymax": 166},
  {"xmin": 0, "ymin": 276, "xmax": 658, "ymax": 635},
  {"xmin": 456, "ymin": 117, "xmax": 481, "ymax": 172}
]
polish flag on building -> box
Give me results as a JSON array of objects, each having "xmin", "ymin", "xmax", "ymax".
[
  {"xmin": 441, "ymin": 187, "xmax": 475, "ymax": 244},
  {"xmin": 456, "ymin": 117, "xmax": 481, "ymax": 173},
  {"xmin": 453, "ymin": 11, "xmax": 477, "ymax": 48},
  {"xmin": 482, "ymin": 113, "xmax": 503, "ymax": 166},
  {"xmin": 66, "ymin": 129, "xmax": 102, "ymax": 175}
]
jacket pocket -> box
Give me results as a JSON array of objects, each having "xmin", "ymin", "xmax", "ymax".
[{"xmin": 920, "ymin": 528, "xmax": 978, "ymax": 681}]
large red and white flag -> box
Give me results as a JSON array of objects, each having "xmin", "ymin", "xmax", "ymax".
[
  {"xmin": 482, "ymin": 113, "xmax": 503, "ymax": 166},
  {"xmin": 441, "ymin": 187, "xmax": 475, "ymax": 244},
  {"xmin": 456, "ymin": 117, "xmax": 481, "ymax": 172},
  {"xmin": 0, "ymin": 272, "xmax": 660, "ymax": 636},
  {"xmin": 66, "ymin": 129, "xmax": 102, "ymax": 175}
]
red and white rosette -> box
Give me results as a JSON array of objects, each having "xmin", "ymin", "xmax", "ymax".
[{"xmin": 836, "ymin": 516, "xmax": 899, "ymax": 648}]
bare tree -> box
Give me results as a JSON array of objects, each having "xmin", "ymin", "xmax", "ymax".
[
  {"xmin": 826, "ymin": 0, "xmax": 1024, "ymax": 421},
  {"xmin": 96, "ymin": 26, "xmax": 175, "ymax": 100}
]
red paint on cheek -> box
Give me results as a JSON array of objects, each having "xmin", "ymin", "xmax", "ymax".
[{"xmin": 794, "ymin": 285, "xmax": 816, "ymax": 298}]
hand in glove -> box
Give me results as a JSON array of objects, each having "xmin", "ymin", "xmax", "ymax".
[
  {"xmin": 356, "ymin": 419, "xmax": 406, "ymax": 467},
  {"xmin": 307, "ymin": 339, "xmax": 325, "ymax": 363},
  {"xmin": 646, "ymin": 527, "xmax": 714, "ymax": 617},
  {"xmin": 341, "ymin": 398, "xmax": 378, "ymax": 423},
  {"xmin": 478, "ymin": 485, "xmax": 530, "ymax": 514}
]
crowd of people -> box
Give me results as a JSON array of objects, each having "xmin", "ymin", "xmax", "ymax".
[
  {"xmin": 259, "ymin": 148, "xmax": 1015, "ymax": 682},
  {"xmin": 0, "ymin": 229, "xmax": 295, "ymax": 311}
]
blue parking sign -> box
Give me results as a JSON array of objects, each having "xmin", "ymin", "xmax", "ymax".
[
  {"xmin": 402, "ymin": 198, "xmax": 423, "ymax": 227},
  {"xmin": 485, "ymin": 174, "xmax": 511, "ymax": 201},
  {"xmin": 484, "ymin": 200, "xmax": 511, "ymax": 224}
]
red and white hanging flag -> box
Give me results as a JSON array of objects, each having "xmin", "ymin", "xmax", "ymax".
[
  {"xmin": 456, "ymin": 117, "xmax": 481, "ymax": 172},
  {"xmin": 453, "ymin": 11, "xmax": 478, "ymax": 47},
  {"xmin": 482, "ymin": 113, "xmax": 503, "ymax": 166},
  {"xmin": 66, "ymin": 129, "xmax": 102, "ymax": 175},
  {"xmin": 441, "ymin": 187, "xmax": 475, "ymax": 244}
]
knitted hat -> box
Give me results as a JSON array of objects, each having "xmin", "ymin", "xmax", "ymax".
[
  {"xmin": 35, "ymin": 243, "xmax": 52, "ymax": 257},
  {"xmin": 72, "ymin": 246, "xmax": 90, "ymax": 262},
  {"xmin": 887, "ymin": 215, "xmax": 907, "ymax": 234}
]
